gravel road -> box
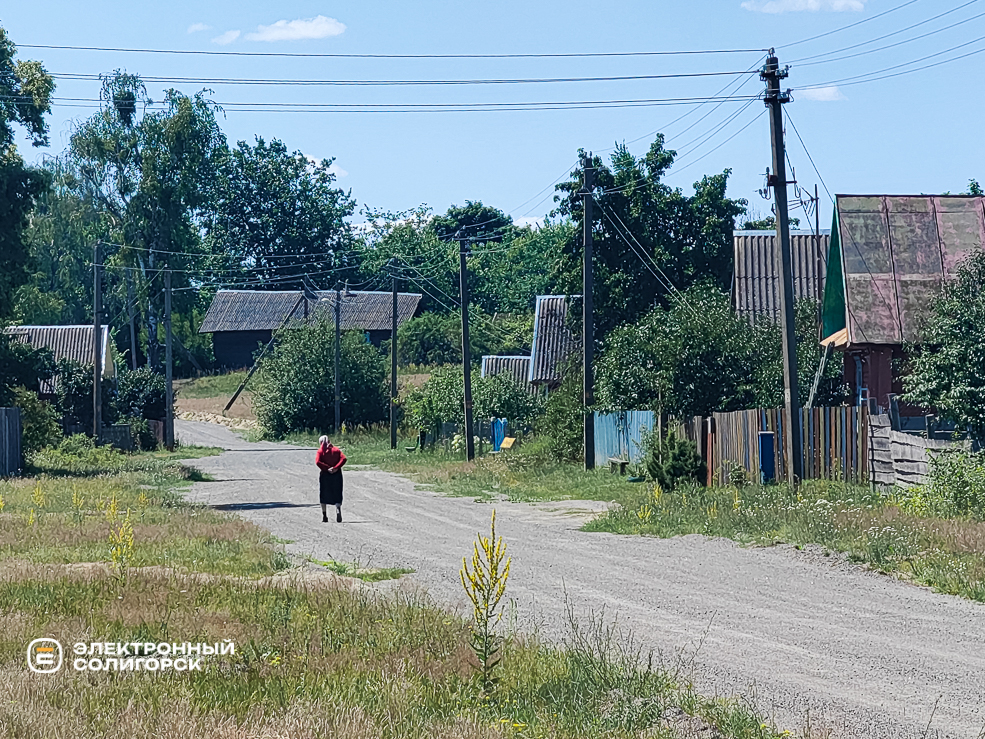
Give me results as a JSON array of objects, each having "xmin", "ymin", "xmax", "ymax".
[{"xmin": 176, "ymin": 420, "xmax": 985, "ymax": 738}]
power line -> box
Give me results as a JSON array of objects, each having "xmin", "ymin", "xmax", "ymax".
[
  {"xmin": 782, "ymin": 0, "xmax": 925, "ymax": 49},
  {"xmin": 783, "ymin": 110, "xmax": 834, "ymax": 204}
]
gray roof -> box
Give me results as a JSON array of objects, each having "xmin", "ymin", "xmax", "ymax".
[
  {"xmin": 733, "ymin": 231, "xmax": 830, "ymax": 322},
  {"xmin": 529, "ymin": 295, "xmax": 579, "ymax": 386},
  {"xmin": 481, "ymin": 355, "xmax": 533, "ymax": 392},
  {"xmin": 5, "ymin": 325, "xmax": 115, "ymax": 394},
  {"xmin": 199, "ymin": 289, "xmax": 423, "ymax": 334}
]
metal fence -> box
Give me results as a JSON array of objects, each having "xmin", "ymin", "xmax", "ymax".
[
  {"xmin": 0, "ymin": 407, "xmax": 22, "ymax": 476},
  {"xmin": 593, "ymin": 411, "xmax": 656, "ymax": 466}
]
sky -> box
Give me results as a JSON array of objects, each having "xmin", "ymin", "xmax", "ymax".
[{"xmin": 4, "ymin": 0, "xmax": 985, "ymax": 231}]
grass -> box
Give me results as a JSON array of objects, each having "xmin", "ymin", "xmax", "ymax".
[
  {"xmin": 275, "ymin": 431, "xmax": 637, "ymax": 505},
  {"xmin": 174, "ymin": 371, "xmax": 248, "ymax": 399},
  {"xmin": 587, "ymin": 477, "xmax": 985, "ymax": 603},
  {"xmin": 307, "ymin": 556, "xmax": 415, "ymax": 582},
  {"xmin": 0, "ymin": 444, "xmax": 801, "ymax": 739}
]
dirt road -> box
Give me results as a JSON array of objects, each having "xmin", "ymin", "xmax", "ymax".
[{"xmin": 176, "ymin": 420, "xmax": 985, "ymax": 738}]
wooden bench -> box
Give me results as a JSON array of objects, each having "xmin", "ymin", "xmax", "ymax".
[{"xmin": 608, "ymin": 457, "xmax": 629, "ymax": 475}]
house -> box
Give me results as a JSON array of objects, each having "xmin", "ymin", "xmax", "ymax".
[
  {"xmin": 732, "ymin": 229, "xmax": 830, "ymax": 322},
  {"xmin": 821, "ymin": 194, "xmax": 985, "ymax": 414},
  {"xmin": 199, "ymin": 289, "xmax": 423, "ymax": 369},
  {"xmin": 528, "ymin": 295, "xmax": 579, "ymax": 390},
  {"xmin": 480, "ymin": 355, "xmax": 533, "ymax": 393},
  {"xmin": 4, "ymin": 325, "xmax": 115, "ymax": 396}
]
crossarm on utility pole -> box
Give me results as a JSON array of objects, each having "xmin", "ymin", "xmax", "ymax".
[{"xmin": 224, "ymin": 295, "xmax": 305, "ymax": 414}]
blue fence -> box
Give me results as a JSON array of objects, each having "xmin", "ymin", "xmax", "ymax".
[{"xmin": 594, "ymin": 411, "xmax": 656, "ymax": 465}]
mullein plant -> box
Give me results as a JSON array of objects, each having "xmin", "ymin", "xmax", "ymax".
[{"xmin": 460, "ymin": 510, "xmax": 511, "ymax": 695}]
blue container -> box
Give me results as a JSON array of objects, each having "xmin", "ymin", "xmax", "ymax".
[{"xmin": 758, "ymin": 431, "xmax": 776, "ymax": 485}]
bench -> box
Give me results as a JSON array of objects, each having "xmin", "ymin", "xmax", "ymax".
[{"xmin": 608, "ymin": 457, "xmax": 629, "ymax": 475}]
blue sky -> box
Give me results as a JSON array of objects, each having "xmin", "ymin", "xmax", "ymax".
[{"xmin": 4, "ymin": 0, "xmax": 984, "ymax": 229}]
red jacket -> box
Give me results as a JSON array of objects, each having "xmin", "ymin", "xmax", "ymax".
[{"xmin": 316, "ymin": 444, "xmax": 346, "ymax": 472}]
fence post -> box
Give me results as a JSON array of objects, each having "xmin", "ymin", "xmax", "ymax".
[
  {"xmin": 758, "ymin": 431, "xmax": 776, "ymax": 484},
  {"xmin": 705, "ymin": 417, "xmax": 716, "ymax": 487}
]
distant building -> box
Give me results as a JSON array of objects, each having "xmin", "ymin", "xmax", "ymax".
[
  {"xmin": 480, "ymin": 355, "xmax": 533, "ymax": 393},
  {"xmin": 821, "ymin": 194, "xmax": 985, "ymax": 413},
  {"xmin": 528, "ymin": 295, "xmax": 579, "ymax": 390},
  {"xmin": 732, "ymin": 229, "xmax": 830, "ymax": 323},
  {"xmin": 4, "ymin": 325, "xmax": 115, "ymax": 396},
  {"xmin": 199, "ymin": 289, "xmax": 423, "ymax": 369}
]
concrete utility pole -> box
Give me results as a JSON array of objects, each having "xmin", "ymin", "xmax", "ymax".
[
  {"xmin": 164, "ymin": 268, "xmax": 175, "ymax": 451},
  {"xmin": 582, "ymin": 154, "xmax": 596, "ymax": 471},
  {"xmin": 762, "ymin": 51, "xmax": 803, "ymax": 484},
  {"xmin": 334, "ymin": 285, "xmax": 342, "ymax": 434},
  {"xmin": 390, "ymin": 275, "xmax": 398, "ymax": 450},
  {"xmin": 126, "ymin": 269, "xmax": 138, "ymax": 371},
  {"xmin": 92, "ymin": 243, "xmax": 103, "ymax": 443},
  {"xmin": 459, "ymin": 241, "xmax": 476, "ymax": 461}
]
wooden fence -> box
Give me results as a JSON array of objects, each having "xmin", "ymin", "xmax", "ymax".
[
  {"xmin": 706, "ymin": 406, "xmax": 869, "ymax": 485},
  {"xmin": 0, "ymin": 407, "xmax": 22, "ymax": 477},
  {"xmin": 867, "ymin": 413, "xmax": 965, "ymax": 488}
]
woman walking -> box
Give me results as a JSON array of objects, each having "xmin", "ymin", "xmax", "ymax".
[{"xmin": 316, "ymin": 435, "xmax": 347, "ymax": 522}]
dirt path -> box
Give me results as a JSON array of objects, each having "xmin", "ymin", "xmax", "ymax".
[{"xmin": 176, "ymin": 420, "xmax": 985, "ymax": 738}]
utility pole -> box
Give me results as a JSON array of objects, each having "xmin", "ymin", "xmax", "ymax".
[
  {"xmin": 126, "ymin": 269, "xmax": 138, "ymax": 371},
  {"xmin": 459, "ymin": 241, "xmax": 476, "ymax": 461},
  {"xmin": 164, "ymin": 269, "xmax": 175, "ymax": 451},
  {"xmin": 92, "ymin": 243, "xmax": 102, "ymax": 443},
  {"xmin": 334, "ymin": 285, "xmax": 342, "ymax": 434},
  {"xmin": 762, "ymin": 51, "xmax": 803, "ymax": 484},
  {"xmin": 582, "ymin": 153, "xmax": 596, "ymax": 471},
  {"xmin": 390, "ymin": 275, "xmax": 399, "ymax": 450}
]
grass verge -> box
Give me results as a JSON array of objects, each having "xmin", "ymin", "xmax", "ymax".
[
  {"xmin": 587, "ymin": 478, "xmax": 985, "ymax": 603},
  {"xmin": 174, "ymin": 371, "xmax": 248, "ymax": 399}
]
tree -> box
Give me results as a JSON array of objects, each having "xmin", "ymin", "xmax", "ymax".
[
  {"xmin": 397, "ymin": 310, "xmax": 531, "ymax": 367},
  {"xmin": 252, "ymin": 326, "xmax": 389, "ymax": 437},
  {"xmin": 968, "ymin": 179, "xmax": 983, "ymax": 196},
  {"xmin": 0, "ymin": 331, "xmax": 54, "ymax": 407},
  {"xmin": 905, "ymin": 250, "xmax": 985, "ymax": 439},
  {"xmin": 432, "ymin": 201, "xmax": 514, "ymax": 246},
  {"xmin": 551, "ymin": 139, "xmax": 747, "ymax": 340},
  {"xmin": 204, "ymin": 137, "xmax": 357, "ymax": 290},
  {"xmin": 737, "ymin": 214, "xmax": 800, "ymax": 230},
  {"xmin": 0, "ymin": 27, "xmax": 54, "ymax": 318},
  {"xmin": 70, "ymin": 72, "xmax": 226, "ymax": 368}
]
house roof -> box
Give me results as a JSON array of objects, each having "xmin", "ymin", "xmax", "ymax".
[
  {"xmin": 822, "ymin": 195, "xmax": 985, "ymax": 346},
  {"xmin": 199, "ymin": 289, "xmax": 423, "ymax": 334},
  {"xmin": 5, "ymin": 325, "xmax": 115, "ymax": 393},
  {"xmin": 481, "ymin": 355, "xmax": 533, "ymax": 392},
  {"xmin": 732, "ymin": 230, "xmax": 830, "ymax": 322},
  {"xmin": 528, "ymin": 295, "xmax": 579, "ymax": 386}
]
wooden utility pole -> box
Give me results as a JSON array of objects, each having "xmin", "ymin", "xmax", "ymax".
[
  {"xmin": 459, "ymin": 242, "xmax": 476, "ymax": 461},
  {"xmin": 390, "ymin": 275, "xmax": 398, "ymax": 450},
  {"xmin": 92, "ymin": 243, "xmax": 102, "ymax": 443},
  {"xmin": 762, "ymin": 51, "xmax": 803, "ymax": 484},
  {"xmin": 164, "ymin": 269, "xmax": 175, "ymax": 451},
  {"xmin": 582, "ymin": 154, "xmax": 596, "ymax": 471},
  {"xmin": 126, "ymin": 269, "xmax": 138, "ymax": 371},
  {"xmin": 334, "ymin": 286, "xmax": 342, "ymax": 434}
]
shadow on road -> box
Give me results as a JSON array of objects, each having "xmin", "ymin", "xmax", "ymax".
[{"xmin": 211, "ymin": 501, "xmax": 319, "ymax": 511}]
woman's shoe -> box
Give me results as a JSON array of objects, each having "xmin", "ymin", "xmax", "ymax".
[
  {"xmin": 336, "ymin": 511, "xmax": 342, "ymax": 523},
  {"xmin": 322, "ymin": 513, "xmax": 328, "ymax": 523}
]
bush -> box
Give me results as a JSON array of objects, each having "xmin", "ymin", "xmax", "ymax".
[
  {"xmin": 253, "ymin": 325, "xmax": 389, "ymax": 437},
  {"xmin": 397, "ymin": 309, "xmax": 533, "ymax": 366},
  {"xmin": 902, "ymin": 450, "xmax": 985, "ymax": 520},
  {"xmin": 11, "ymin": 386, "xmax": 61, "ymax": 455},
  {"xmin": 125, "ymin": 416, "xmax": 159, "ymax": 451},
  {"xmin": 55, "ymin": 358, "xmax": 117, "ymax": 431},
  {"xmin": 116, "ymin": 366, "xmax": 168, "ymax": 420},
  {"xmin": 28, "ymin": 434, "xmax": 130, "ymax": 476},
  {"xmin": 641, "ymin": 426, "xmax": 705, "ymax": 490},
  {"xmin": 537, "ymin": 365, "xmax": 583, "ymax": 463}
]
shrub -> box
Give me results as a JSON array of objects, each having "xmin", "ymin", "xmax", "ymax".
[
  {"xmin": 537, "ymin": 364, "xmax": 583, "ymax": 463},
  {"xmin": 116, "ymin": 366, "xmax": 168, "ymax": 420},
  {"xmin": 253, "ymin": 325, "xmax": 389, "ymax": 437},
  {"xmin": 55, "ymin": 358, "xmax": 117, "ymax": 431},
  {"xmin": 397, "ymin": 309, "xmax": 533, "ymax": 366},
  {"xmin": 11, "ymin": 386, "xmax": 61, "ymax": 455},
  {"xmin": 903, "ymin": 450, "xmax": 985, "ymax": 520},
  {"xmin": 641, "ymin": 426, "xmax": 705, "ymax": 491},
  {"xmin": 126, "ymin": 416, "xmax": 159, "ymax": 451}
]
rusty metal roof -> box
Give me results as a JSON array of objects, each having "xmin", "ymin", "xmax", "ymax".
[
  {"xmin": 481, "ymin": 355, "xmax": 533, "ymax": 392},
  {"xmin": 824, "ymin": 195, "xmax": 985, "ymax": 345},
  {"xmin": 199, "ymin": 289, "xmax": 422, "ymax": 333},
  {"xmin": 732, "ymin": 230, "xmax": 829, "ymax": 322},
  {"xmin": 5, "ymin": 325, "xmax": 115, "ymax": 393},
  {"xmin": 528, "ymin": 295, "xmax": 579, "ymax": 386}
]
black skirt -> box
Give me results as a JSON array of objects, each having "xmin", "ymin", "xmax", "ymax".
[{"xmin": 319, "ymin": 469, "xmax": 343, "ymax": 505}]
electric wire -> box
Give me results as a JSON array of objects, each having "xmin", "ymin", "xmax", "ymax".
[{"xmin": 781, "ymin": 0, "xmax": 925, "ymax": 49}]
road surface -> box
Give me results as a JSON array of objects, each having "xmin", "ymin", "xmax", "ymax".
[{"xmin": 176, "ymin": 420, "xmax": 985, "ymax": 738}]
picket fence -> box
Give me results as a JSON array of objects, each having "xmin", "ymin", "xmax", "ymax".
[{"xmin": 0, "ymin": 407, "xmax": 22, "ymax": 476}]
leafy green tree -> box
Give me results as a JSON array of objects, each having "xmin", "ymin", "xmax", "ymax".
[
  {"xmin": 204, "ymin": 137, "xmax": 356, "ymax": 290},
  {"xmin": 54, "ymin": 359, "xmax": 117, "ymax": 431},
  {"xmin": 397, "ymin": 310, "xmax": 531, "ymax": 366},
  {"xmin": 0, "ymin": 27, "xmax": 54, "ymax": 318},
  {"xmin": 537, "ymin": 362, "xmax": 584, "ymax": 463},
  {"xmin": 905, "ymin": 251, "xmax": 985, "ymax": 439},
  {"xmin": 0, "ymin": 330, "xmax": 54, "ymax": 406},
  {"xmin": 968, "ymin": 179, "xmax": 983, "ymax": 196},
  {"xmin": 115, "ymin": 366, "xmax": 167, "ymax": 421},
  {"xmin": 11, "ymin": 387, "xmax": 61, "ymax": 455},
  {"xmin": 432, "ymin": 201, "xmax": 514, "ymax": 246},
  {"xmin": 737, "ymin": 214, "xmax": 800, "ymax": 230},
  {"xmin": 551, "ymin": 139, "xmax": 747, "ymax": 340},
  {"xmin": 253, "ymin": 326, "xmax": 389, "ymax": 437}
]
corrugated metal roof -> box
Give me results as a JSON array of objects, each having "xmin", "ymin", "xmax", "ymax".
[
  {"xmin": 528, "ymin": 295, "xmax": 579, "ymax": 386},
  {"xmin": 199, "ymin": 289, "xmax": 422, "ymax": 333},
  {"xmin": 830, "ymin": 195, "xmax": 985, "ymax": 345},
  {"xmin": 5, "ymin": 325, "xmax": 115, "ymax": 393},
  {"xmin": 733, "ymin": 230, "xmax": 830, "ymax": 322},
  {"xmin": 481, "ymin": 355, "xmax": 533, "ymax": 392}
]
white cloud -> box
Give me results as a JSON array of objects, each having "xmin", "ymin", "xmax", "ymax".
[
  {"xmin": 187, "ymin": 22, "xmax": 211, "ymax": 33},
  {"xmin": 797, "ymin": 85, "xmax": 847, "ymax": 101},
  {"xmin": 245, "ymin": 15, "xmax": 346, "ymax": 42},
  {"xmin": 211, "ymin": 29, "xmax": 241, "ymax": 45},
  {"xmin": 741, "ymin": 0, "xmax": 864, "ymax": 12},
  {"xmin": 515, "ymin": 216, "xmax": 543, "ymax": 229},
  {"xmin": 328, "ymin": 162, "xmax": 348, "ymax": 178}
]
